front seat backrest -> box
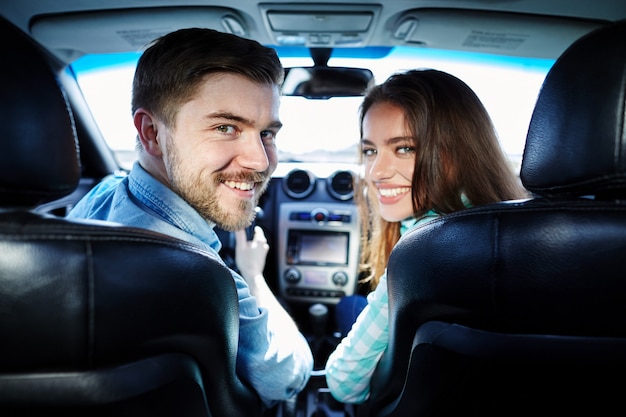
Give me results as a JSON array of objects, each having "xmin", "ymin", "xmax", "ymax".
[
  {"xmin": 367, "ymin": 19, "xmax": 626, "ymax": 417},
  {"xmin": 0, "ymin": 16, "xmax": 261, "ymax": 417}
]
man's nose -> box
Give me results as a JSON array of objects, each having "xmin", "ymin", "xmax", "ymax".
[{"xmin": 238, "ymin": 134, "xmax": 270, "ymax": 172}]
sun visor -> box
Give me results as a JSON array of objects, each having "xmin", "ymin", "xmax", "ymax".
[
  {"xmin": 392, "ymin": 8, "xmax": 607, "ymax": 59},
  {"xmin": 30, "ymin": 7, "xmax": 250, "ymax": 63}
]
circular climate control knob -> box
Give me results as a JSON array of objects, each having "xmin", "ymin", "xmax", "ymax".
[
  {"xmin": 332, "ymin": 271, "xmax": 349, "ymax": 286},
  {"xmin": 284, "ymin": 267, "xmax": 301, "ymax": 284}
]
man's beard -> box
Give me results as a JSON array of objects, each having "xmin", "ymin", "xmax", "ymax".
[{"xmin": 164, "ymin": 139, "xmax": 269, "ymax": 231}]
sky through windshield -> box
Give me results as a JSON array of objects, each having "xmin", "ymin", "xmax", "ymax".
[{"xmin": 72, "ymin": 46, "xmax": 553, "ymax": 171}]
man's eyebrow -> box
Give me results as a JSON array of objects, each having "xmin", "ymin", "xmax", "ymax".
[
  {"xmin": 268, "ymin": 120, "xmax": 283, "ymax": 130},
  {"xmin": 204, "ymin": 111, "xmax": 248, "ymax": 124},
  {"xmin": 204, "ymin": 112, "xmax": 282, "ymax": 130}
]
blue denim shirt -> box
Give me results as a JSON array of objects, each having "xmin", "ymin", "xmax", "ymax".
[{"xmin": 68, "ymin": 162, "xmax": 313, "ymax": 405}]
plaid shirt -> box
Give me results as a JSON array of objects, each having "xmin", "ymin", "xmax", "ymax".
[{"xmin": 325, "ymin": 213, "xmax": 439, "ymax": 403}]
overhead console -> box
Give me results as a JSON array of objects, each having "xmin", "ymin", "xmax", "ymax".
[{"xmin": 259, "ymin": 2, "xmax": 381, "ymax": 47}]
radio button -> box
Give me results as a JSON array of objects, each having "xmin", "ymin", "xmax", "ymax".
[
  {"xmin": 311, "ymin": 208, "xmax": 328, "ymax": 223},
  {"xmin": 289, "ymin": 211, "xmax": 311, "ymax": 221},
  {"xmin": 285, "ymin": 288, "xmax": 346, "ymax": 298}
]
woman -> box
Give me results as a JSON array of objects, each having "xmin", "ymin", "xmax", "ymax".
[{"xmin": 325, "ymin": 68, "xmax": 528, "ymax": 404}]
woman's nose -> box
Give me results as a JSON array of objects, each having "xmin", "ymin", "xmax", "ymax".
[{"xmin": 367, "ymin": 151, "xmax": 393, "ymax": 181}]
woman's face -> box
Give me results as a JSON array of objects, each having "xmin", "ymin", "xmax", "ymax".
[{"xmin": 361, "ymin": 101, "xmax": 415, "ymax": 222}]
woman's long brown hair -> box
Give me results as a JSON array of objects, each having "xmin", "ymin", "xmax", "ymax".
[{"xmin": 356, "ymin": 69, "xmax": 529, "ymax": 290}]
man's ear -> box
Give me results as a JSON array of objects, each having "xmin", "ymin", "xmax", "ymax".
[{"xmin": 134, "ymin": 108, "xmax": 163, "ymax": 157}]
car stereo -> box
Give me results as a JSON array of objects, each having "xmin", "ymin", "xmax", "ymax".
[{"xmin": 277, "ymin": 202, "xmax": 360, "ymax": 304}]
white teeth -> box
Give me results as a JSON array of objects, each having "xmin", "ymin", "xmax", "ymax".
[
  {"xmin": 224, "ymin": 180, "xmax": 254, "ymax": 191},
  {"xmin": 379, "ymin": 187, "xmax": 410, "ymax": 197}
]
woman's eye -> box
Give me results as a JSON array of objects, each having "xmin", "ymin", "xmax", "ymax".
[{"xmin": 397, "ymin": 146, "xmax": 415, "ymax": 155}]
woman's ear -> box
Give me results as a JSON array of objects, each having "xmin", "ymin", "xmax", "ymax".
[{"xmin": 133, "ymin": 108, "xmax": 163, "ymax": 157}]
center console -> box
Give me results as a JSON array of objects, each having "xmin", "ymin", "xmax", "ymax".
[{"xmin": 277, "ymin": 201, "xmax": 360, "ymax": 304}]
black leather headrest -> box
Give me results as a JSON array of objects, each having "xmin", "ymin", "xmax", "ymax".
[
  {"xmin": 0, "ymin": 17, "xmax": 79, "ymax": 207},
  {"xmin": 521, "ymin": 20, "xmax": 626, "ymax": 198}
]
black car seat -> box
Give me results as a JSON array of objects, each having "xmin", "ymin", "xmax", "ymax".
[
  {"xmin": 0, "ymin": 16, "xmax": 263, "ymax": 417},
  {"xmin": 365, "ymin": 19, "xmax": 626, "ymax": 417}
]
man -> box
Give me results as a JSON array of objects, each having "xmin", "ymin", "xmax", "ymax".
[{"xmin": 68, "ymin": 27, "xmax": 313, "ymax": 406}]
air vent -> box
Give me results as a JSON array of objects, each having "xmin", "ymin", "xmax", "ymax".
[
  {"xmin": 327, "ymin": 170, "xmax": 355, "ymax": 201},
  {"xmin": 283, "ymin": 169, "xmax": 316, "ymax": 199}
]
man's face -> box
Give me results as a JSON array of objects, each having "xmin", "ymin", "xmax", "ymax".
[{"xmin": 162, "ymin": 73, "xmax": 281, "ymax": 231}]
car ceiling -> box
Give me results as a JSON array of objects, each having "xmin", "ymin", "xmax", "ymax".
[{"xmin": 2, "ymin": 0, "xmax": 626, "ymax": 65}]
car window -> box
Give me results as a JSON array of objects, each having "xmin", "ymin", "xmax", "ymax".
[{"xmin": 72, "ymin": 46, "xmax": 554, "ymax": 173}]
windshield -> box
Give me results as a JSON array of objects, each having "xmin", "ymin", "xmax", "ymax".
[{"xmin": 72, "ymin": 46, "xmax": 553, "ymax": 172}]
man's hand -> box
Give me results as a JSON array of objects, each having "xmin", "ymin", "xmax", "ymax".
[{"xmin": 234, "ymin": 225, "xmax": 269, "ymax": 281}]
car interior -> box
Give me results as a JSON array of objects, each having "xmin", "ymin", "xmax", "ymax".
[{"xmin": 1, "ymin": 1, "xmax": 626, "ymax": 416}]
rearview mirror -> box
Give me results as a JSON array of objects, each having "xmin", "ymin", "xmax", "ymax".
[{"xmin": 282, "ymin": 66, "xmax": 374, "ymax": 99}]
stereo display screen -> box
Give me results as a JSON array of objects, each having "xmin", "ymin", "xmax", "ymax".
[{"xmin": 287, "ymin": 230, "xmax": 349, "ymax": 266}]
